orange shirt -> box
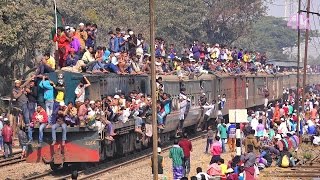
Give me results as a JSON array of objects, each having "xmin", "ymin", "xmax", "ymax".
[{"xmin": 311, "ymin": 108, "xmax": 317, "ymax": 120}]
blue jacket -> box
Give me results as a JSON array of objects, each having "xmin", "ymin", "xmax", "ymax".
[{"xmin": 39, "ymin": 80, "xmax": 54, "ymax": 101}]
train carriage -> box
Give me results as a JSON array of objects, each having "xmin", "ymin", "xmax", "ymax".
[{"xmin": 26, "ymin": 71, "xmax": 320, "ymax": 169}]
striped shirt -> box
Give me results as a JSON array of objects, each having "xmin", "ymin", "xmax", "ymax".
[{"xmin": 169, "ymin": 145, "xmax": 184, "ymax": 167}]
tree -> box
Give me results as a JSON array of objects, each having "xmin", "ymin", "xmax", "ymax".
[
  {"xmin": 0, "ymin": 0, "xmax": 53, "ymax": 79},
  {"xmin": 204, "ymin": 0, "xmax": 266, "ymax": 45},
  {"xmin": 235, "ymin": 16, "xmax": 298, "ymax": 59}
]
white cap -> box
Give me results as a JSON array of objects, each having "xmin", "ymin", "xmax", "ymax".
[
  {"xmin": 275, "ymin": 134, "xmax": 282, "ymax": 139},
  {"xmin": 129, "ymin": 31, "xmax": 134, "ymax": 35},
  {"xmin": 90, "ymin": 100, "xmax": 95, "ymax": 104},
  {"xmin": 111, "ymin": 56, "xmax": 118, "ymax": 65},
  {"xmin": 3, "ymin": 118, "xmax": 8, "ymax": 121},
  {"xmin": 79, "ymin": 22, "xmax": 85, "ymax": 26},
  {"xmin": 70, "ymin": 27, "xmax": 76, "ymax": 32},
  {"xmin": 157, "ymin": 147, "xmax": 161, "ymax": 153},
  {"xmin": 65, "ymin": 26, "xmax": 70, "ymax": 30},
  {"xmin": 226, "ymin": 168, "xmax": 234, "ymax": 173},
  {"xmin": 59, "ymin": 102, "xmax": 65, "ymax": 107},
  {"xmin": 114, "ymin": 95, "xmax": 120, "ymax": 99}
]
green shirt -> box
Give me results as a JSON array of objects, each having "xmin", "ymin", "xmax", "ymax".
[
  {"xmin": 288, "ymin": 105, "xmax": 293, "ymax": 115},
  {"xmin": 268, "ymin": 129, "xmax": 275, "ymax": 140},
  {"xmin": 218, "ymin": 124, "xmax": 228, "ymax": 139},
  {"xmin": 169, "ymin": 145, "xmax": 184, "ymax": 167}
]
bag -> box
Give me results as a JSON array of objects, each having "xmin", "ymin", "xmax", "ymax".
[{"xmin": 281, "ymin": 155, "xmax": 290, "ymax": 168}]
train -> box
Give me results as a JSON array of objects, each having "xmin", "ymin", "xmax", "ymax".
[{"xmin": 26, "ymin": 71, "xmax": 320, "ymax": 170}]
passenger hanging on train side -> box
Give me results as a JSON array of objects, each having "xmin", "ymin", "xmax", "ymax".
[
  {"xmin": 75, "ymin": 76, "xmax": 91, "ymax": 105},
  {"xmin": 263, "ymin": 86, "xmax": 269, "ymax": 108},
  {"xmin": 12, "ymin": 76, "xmax": 35, "ymax": 126},
  {"xmin": 178, "ymin": 88, "xmax": 190, "ymax": 133},
  {"xmin": 201, "ymin": 100, "xmax": 216, "ymax": 131},
  {"xmin": 39, "ymin": 75, "xmax": 54, "ymax": 126},
  {"xmin": 28, "ymin": 105, "xmax": 48, "ymax": 146}
]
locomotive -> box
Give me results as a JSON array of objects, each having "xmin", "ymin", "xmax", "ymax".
[{"xmin": 26, "ymin": 71, "xmax": 320, "ymax": 170}]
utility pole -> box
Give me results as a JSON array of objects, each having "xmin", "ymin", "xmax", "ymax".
[
  {"xmin": 301, "ymin": 0, "xmax": 311, "ymax": 112},
  {"xmin": 296, "ymin": 0, "xmax": 301, "ymax": 135},
  {"xmin": 149, "ymin": 0, "xmax": 158, "ymax": 179}
]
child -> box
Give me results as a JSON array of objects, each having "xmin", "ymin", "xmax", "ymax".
[
  {"xmin": 18, "ymin": 125, "xmax": 28, "ymax": 159},
  {"xmin": 268, "ymin": 123, "xmax": 275, "ymax": 141},
  {"xmin": 256, "ymin": 119, "xmax": 265, "ymax": 139},
  {"xmin": 219, "ymin": 158, "xmax": 228, "ymax": 179},
  {"xmin": 205, "ymin": 126, "xmax": 214, "ymax": 153},
  {"xmin": 210, "ymin": 136, "xmax": 222, "ymax": 164}
]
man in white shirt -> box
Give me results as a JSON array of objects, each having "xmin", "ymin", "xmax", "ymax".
[
  {"xmin": 75, "ymin": 76, "xmax": 91, "ymax": 103},
  {"xmin": 195, "ymin": 167, "xmax": 210, "ymax": 180}
]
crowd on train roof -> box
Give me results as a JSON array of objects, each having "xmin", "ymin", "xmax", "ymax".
[{"xmin": 34, "ymin": 23, "xmax": 300, "ymax": 76}]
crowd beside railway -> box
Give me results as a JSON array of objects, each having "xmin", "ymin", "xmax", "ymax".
[
  {"xmin": 151, "ymin": 87, "xmax": 320, "ymax": 180},
  {"xmin": 38, "ymin": 23, "xmax": 295, "ymax": 77}
]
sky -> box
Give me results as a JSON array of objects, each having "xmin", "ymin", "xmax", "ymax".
[{"xmin": 267, "ymin": 0, "xmax": 320, "ymax": 58}]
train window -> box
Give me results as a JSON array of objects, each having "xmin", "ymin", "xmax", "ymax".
[
  {"xmin": 200, "ymin": 80, "xmax": 204, "ymax": 90},
  {"xmin": 140, "ymin": 80, "xmax": 146, "ymax": 94}
]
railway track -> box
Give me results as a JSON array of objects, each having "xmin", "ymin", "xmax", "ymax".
[
  {"xmin": 25, "ymin": 134, "xmax": 204, "ymax": 180},
  {"xmin": 264, "ymin": 165, "xmax": 320, "ymax": 178},
  {"xmin": 0, "ymin": 151, "xmax": 25, "ymax": 168}
]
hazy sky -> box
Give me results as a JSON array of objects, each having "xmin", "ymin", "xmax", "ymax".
[{"xmin": 267, "ymin": 0, "xmax": 320, "ymax": 58}]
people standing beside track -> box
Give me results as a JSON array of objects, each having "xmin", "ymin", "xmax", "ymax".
[
  {"xmin": 18, "ymin": 125, "xmax": 28, "ymax": 159},
  {"xmin": 179, "ymin": 132, "xmax": 193, "ymax": 177},
  {"xmin": 227, "ymin": 123, "xmax": 236, "ymax": 152},
  {"xmin": 210, "ymin": 136, "xmax": 222, "ymax": 164},
  {"xmin": 0, "ymin": 116, "xmax": 3, "ymax": 154},
  {"xmin": 217, "ymin": 119, "xmax": 228, "ymax": 153},
  {"xmin": 151, "ymin": 147, "xmax": 166, "ymax": 180},
  {"xmin": 169, "ymin": 139, "xmax": 185, "ymax": 180},
  {"xmin": 2, "ymin": 119, "xmax": 13, "ymax": 159},
  {"xmin": 205, "ymin": 126, "xmax": 214, "ymax": 154}
]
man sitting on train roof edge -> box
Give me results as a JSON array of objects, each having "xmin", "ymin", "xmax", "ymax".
[
  {"xmin": 28, "ymin": 105, "xmax": 48, "ymax": 146},
  {"xmin": 51, "ymin": 102, "xmax": 68, "ymax": 146}
]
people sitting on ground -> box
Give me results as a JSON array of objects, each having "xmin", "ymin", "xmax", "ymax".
[
  {"xmin": 241, "ymin": 144, "xmax": 257, "ymax": 179},
  {"xmin": 195, "ymin": 167, "xmax": 210, "ymax": 180}
]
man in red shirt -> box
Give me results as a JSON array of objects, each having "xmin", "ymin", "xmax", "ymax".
[
  {"xmin": 2, "ymin": 119, "xmax": 13, "ymax": 158},
  {"xmin": 178, "ymin": 132, "xmax": 192, "ymax": 177}
]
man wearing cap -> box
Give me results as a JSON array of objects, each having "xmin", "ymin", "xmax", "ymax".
[
  {"xmin": 12, "ymin": 75, "xmax": 34, "ymax": 125},
  {"xmin": 151, "ymin": 147, "xmax": 165, "ymax": 180},
  {"xmin": 2, "ymin": 119, "xmax": 13, "ymax": 158},
  {"xmin": 76, "ymin": 23, "xmax": 88, "ymax": 51},
  {"xmin": 28, "ymin": 105, "xmax": 48, "ymax": 145}
]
